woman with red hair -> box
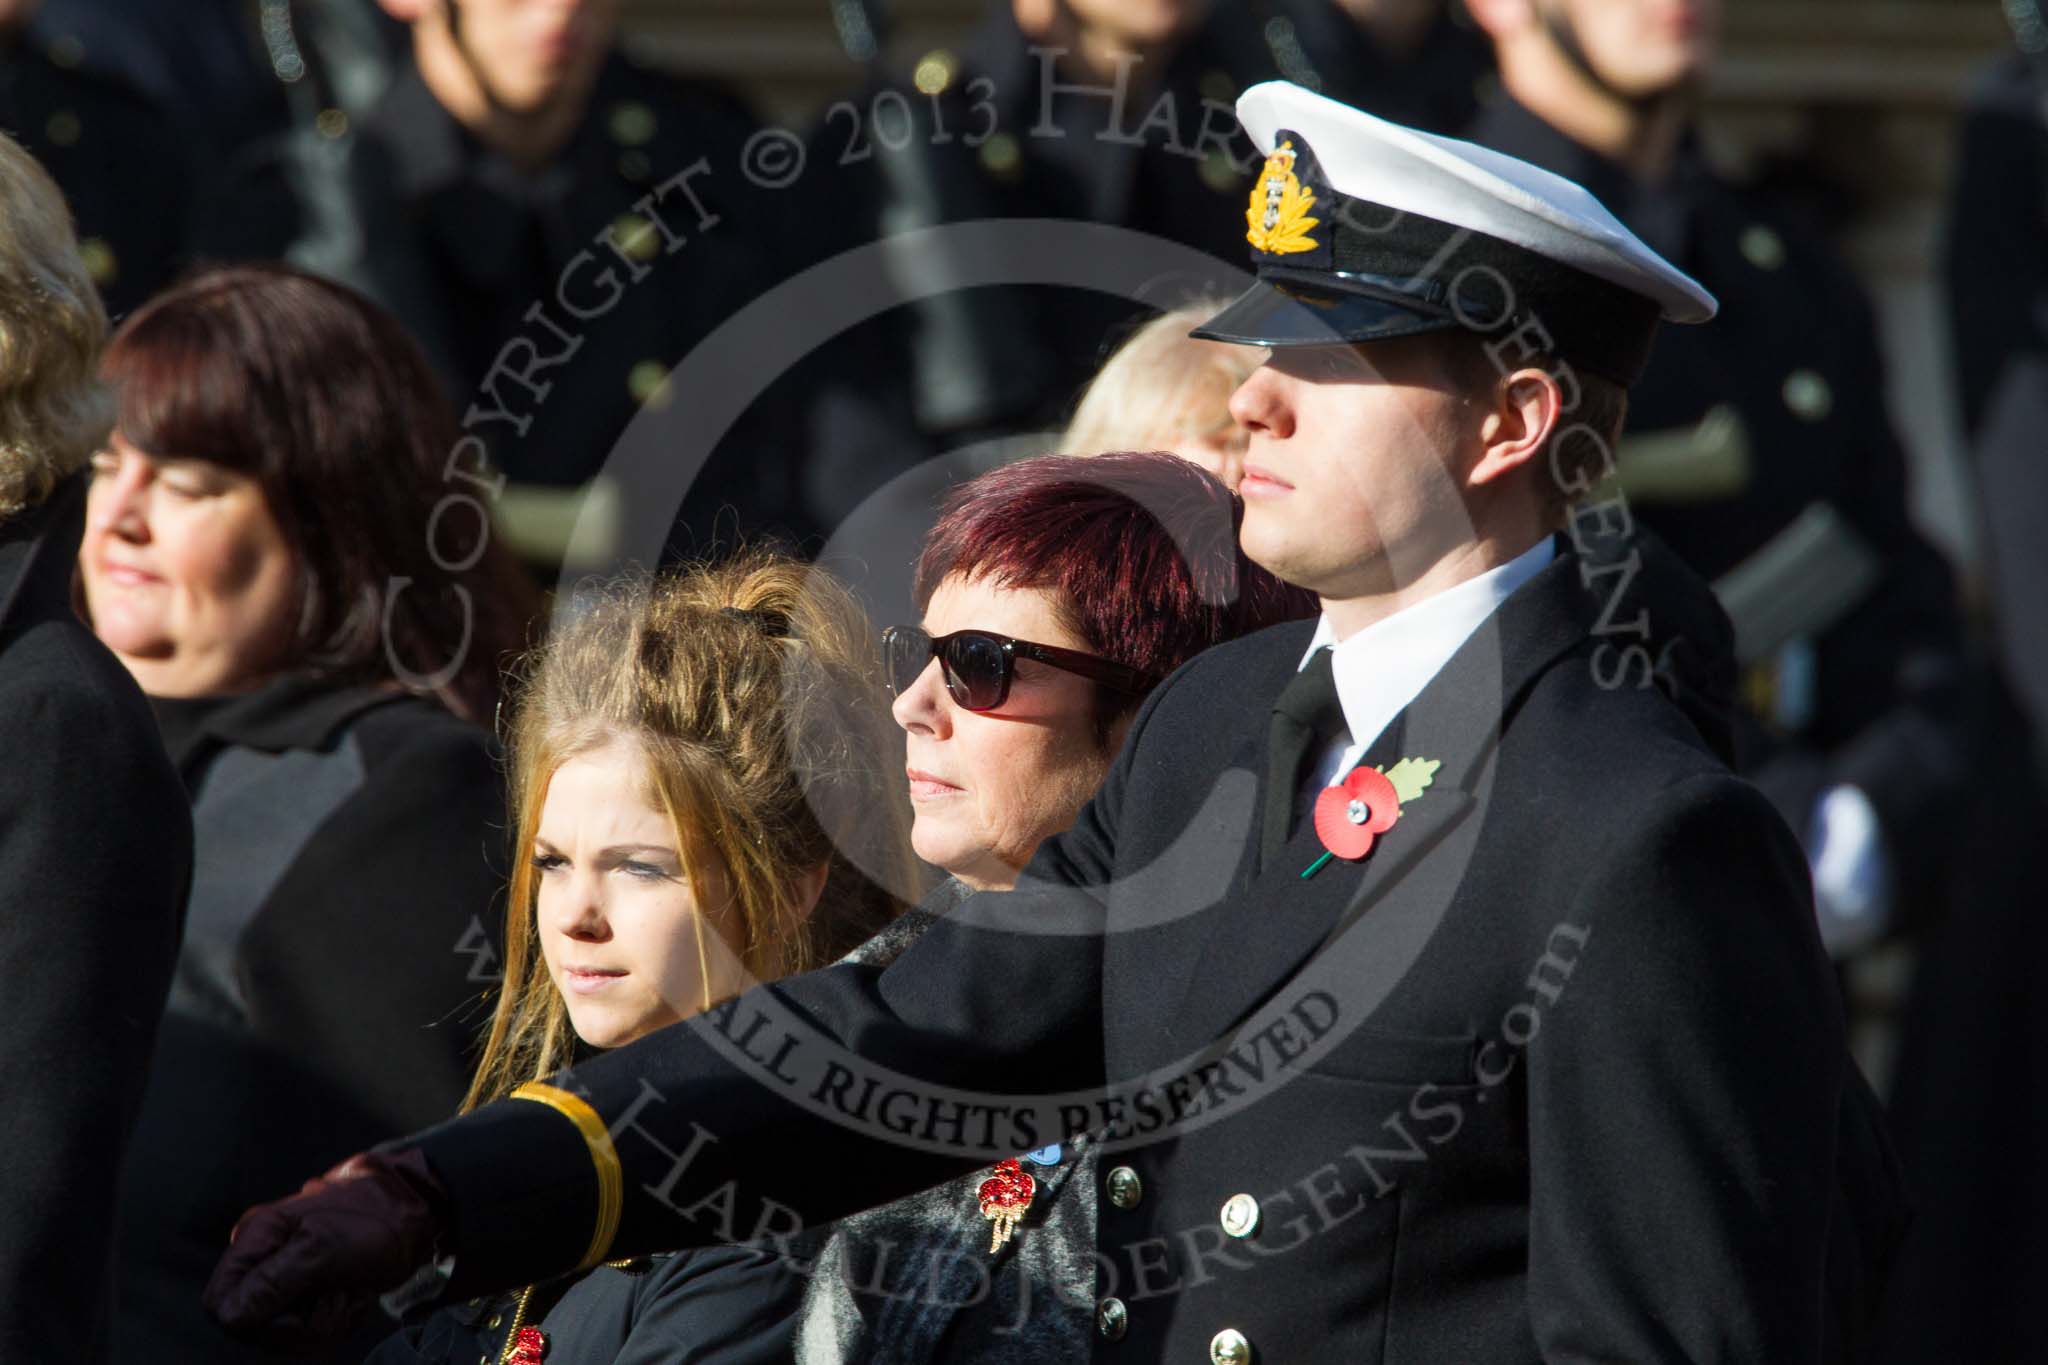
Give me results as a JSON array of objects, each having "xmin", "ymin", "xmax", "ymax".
[{"xmin": 797, "ymin": 450, "xmax": 1313, "ymax": 1360}]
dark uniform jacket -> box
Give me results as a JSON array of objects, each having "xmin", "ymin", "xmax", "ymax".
[
  {"xmin": 367, "ymin": 1247, "xmax": 804, "ymax": 1365},
  {"xmin": 1247, "ymin": 0, "xmax": 1494, "ymax": 137},
  {"xmin": 0, "ymin": 480, "xmax": 189, "ymax": 1363},
  {"xmin": 790, "ymin": 1, "xmax": 1494, "ymax": 536},
  {"xmin": 404, "ymin": 538, "xmax": 1852, "ymax": 1363},
  {"xmin": 34, "ymin": 0, "xmax": 385, "ymax": 163},
  {"xmin": 1946, "ymin": 50, "xmax": 2048, "ymax": 740},
  {"xmin": 1867, "ymin": 51, "xmax": 2048, "ymax": 1365},
  {"xmin": 1947, "ymin": 50, "xmax": 2047, "ymax": 443},
  {"xmin": 783, "ymin": 3, "xmax": 1281, "ymax": 531},
  {"xmin": 114, "ymin": 678, "xmax": 504, "ymax": 1363},
  {"xmin": 198, "ymin": 50, "xmax": 800, "ymax": 551},
  {"xmin": 1467, "ymin": 98, "xmax": 1973, "ymax": 917},
  {"xmin": 0, "ymin": 23, "xmax": 192, "ymax": 318}
]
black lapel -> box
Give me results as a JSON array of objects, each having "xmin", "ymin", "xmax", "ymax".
[
  {"xmin": 0, "ymin": 478, "xmax": 82, "ymax": 639},
  {"xmin": 1101, "ymin": 625, "xmax": 1307, "ymax": 1074},
  {"xmin": 1139, "ymin": 542, "xmax": 1594, "ymax": 1070},
  {"xmin": 0, "ymin": 516, "xmax": 42, "ymax": 637}
]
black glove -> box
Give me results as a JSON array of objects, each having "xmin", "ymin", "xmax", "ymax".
[{"xmin": 203, "ymin": 1146, "xmax": 450, "ymax": 1349}]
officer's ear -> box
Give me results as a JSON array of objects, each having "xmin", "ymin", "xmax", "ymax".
[{"xmin": 1467, "ymin": 367, "xmax": 1563, "ymax": 493}]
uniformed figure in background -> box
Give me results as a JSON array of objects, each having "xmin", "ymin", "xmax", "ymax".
[
  {"xmin": 210, "ymin": 81, "xmax": 1868, "ymax": 1364},
  {"xmin": 787, "ymin": 0, "xmax": 1283, "ymax": 533},
  {"xmin": 34, "ymin": 0, "xmax": 401, "ymax": 167},
  {"xmin": 796, "ymin": 0, "xmax": 1501, "ymax": 537},
  {"xmin": 1249, "ymin": 0, "xmax": 1494, "ymax": 136},
  {"xmin": 0, "ymin": 0, "xmax": 193, "ymax": 318},
  {"xmin": 198, "ymin": 0, "xmax": 804, "ymax": 565},
  {"xmin": 1873, "ymin": 16, "xmax": 2048, "ymax": 1361},
  {"xmin": 1947, "ymin": 26, "xmax": 2048, "ymax": 751},
  {"xmin": 1462, "ymin": 0, "xmax": 1981, "ymax": 963}
]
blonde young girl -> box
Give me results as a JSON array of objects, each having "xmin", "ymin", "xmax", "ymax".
[{"xmin": 372, "ymin": 552, "xmax": 919, "ymax": 1365}]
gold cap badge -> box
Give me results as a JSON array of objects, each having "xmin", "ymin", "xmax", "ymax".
[{"xmin": 1245, "ymin": 140, "xmax": 1319, "ymax": 256}]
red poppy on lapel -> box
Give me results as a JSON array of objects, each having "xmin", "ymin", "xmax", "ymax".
[
  {"xmin": 1302, "ymin": 757, "xmax": 1442, "ymax": 878},
  {"xmin": 507, "ymin": 1325, "xmax": 548, "ymax": 1363},
  {"xmin": 1314, "ymin": 764, "xmax": 1401, "ymax": 860}
]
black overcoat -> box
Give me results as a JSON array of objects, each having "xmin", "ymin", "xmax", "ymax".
[
  {"xmin": 366, "ymin": 1246, "xmax": 805, "ymax": 1365},
  {"xmin": 405, "ymin": 540, "xmax": 1853, "ymax": 1363},
  {"xmin": 114, "ymin": 678, "xmax": 505, "ymax": 1363},
  {"xmin": 0, "ymin": 481, "xmax": 190, "ymax": 1362}
]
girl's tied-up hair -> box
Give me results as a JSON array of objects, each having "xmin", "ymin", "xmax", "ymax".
[{"xmin": 464, "ymin": 551, "xmax": 923, "ymax": 1110}]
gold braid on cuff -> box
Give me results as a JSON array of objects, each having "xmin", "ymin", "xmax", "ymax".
[{"xmin": 510, "ymin": 1082, "xmax": 623, "ymax": 1271}]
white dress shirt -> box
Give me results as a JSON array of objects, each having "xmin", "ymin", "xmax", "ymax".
[{"xmin": 1297, "ymin": 537, "xmax": 1556, "ymax": 792}]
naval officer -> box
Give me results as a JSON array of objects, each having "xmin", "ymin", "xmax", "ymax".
[{"xmin": 207, "ymin": 82, "xmax": 1851, "ymax": 1364}]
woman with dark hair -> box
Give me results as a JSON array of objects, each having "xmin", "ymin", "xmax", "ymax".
[
  {"xmin": 797, "ymin": 451, "xmax": 1314, "ymax": 1361},
  {"xmin": 81, "ymin": 262, "xmax": 529, "ymax": 723},
  {"xmin": 76, "ymin": 264, "xmax": 537, "ymax": 1363}
]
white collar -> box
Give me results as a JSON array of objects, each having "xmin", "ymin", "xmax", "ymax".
[{"xmin": 1298, "ymin": 537, "xmax": 1555, "ymax": 777}]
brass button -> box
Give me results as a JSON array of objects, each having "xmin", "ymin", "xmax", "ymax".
[
  {"xmin": 485, "ymin": 1312, "xmax": 502, "ymax": 1327},
  {"xmin": 1782, "ymin": 369, "xmax": 1833, "ymax": 422},
  {"xmin": 1210, "ymin": 1327, "xmax": 1252, "ymax": 1364},
  {"xmin": 1097, "ymin": 1296, "xmax": 1128, "ymax": 1340},
  {"xmin": 1219, "ymin": 1192, "xmax": 1260, "ymax": 1238},
  {"xmin": 315, "ymin": 107, "xmax": 348, "ymax": 140},
  {"xmin": 1739, "ymin": 223, "xmax": 1786, "ymax": 271},
  {"xmin": 618, "ymin": 149, "xmax": 652, "ymax": 183},
  {"xmin": 78, "ymin": 238, "xmax": 117, "ymax": 286},
  {"xmin": 1200, "ymin": 147, "xmax": 1241, "ymax": 194},
  {"xmin": 627, "ymin": 359, "xmax": 671, "ymax": 406},
  {"xmin": 45, "ymin": 110, "xmax": 82, "ymax": 147},
  {"xmin": 48, "ymin": 33, "xmax": 84, "ymax": 68},
  {"xmin": 913, "ymin": 49, "xmax": 957, "ymax": 95},
  {"xmin": 609, "ymin": 101, "xmax": 657, "ymax": 147},
  {"xmin": 611, "ymin": 213, "xmax": 660, "ymax": 263},
  {"xmin": 1105, "ymin": 1164, "xmax": 1143, "ymax": 1210},
  {"xmin": 979, "ymin": 133, "xmax": 1021, "ymax": 179}
]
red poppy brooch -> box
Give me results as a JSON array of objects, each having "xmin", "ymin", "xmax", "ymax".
[
  {"xmin": 1302, "ymin": 758, "xmax": 1441, "ymax": 879},
  {"xmin": 978, "ymin": 1158, "xmax": 1036, "ymax": 1252},
  {"xmin": 506, "ymin": 1326, "xmax": 548, "ymax": 1364}
]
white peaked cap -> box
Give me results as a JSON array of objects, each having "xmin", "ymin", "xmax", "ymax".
[{"xmin": 1235, "ymin": 81, "xmax": 1716, "ymax": 323}]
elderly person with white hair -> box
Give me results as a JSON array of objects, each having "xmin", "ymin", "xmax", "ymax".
[{"xmin": 0, "ymin": 131, "xmax": 190, "ymax": 1362}]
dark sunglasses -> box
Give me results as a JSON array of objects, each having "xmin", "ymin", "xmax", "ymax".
[{"xmin": 881, "ymin": 625, "xmax": 1155, "ymax": 712}]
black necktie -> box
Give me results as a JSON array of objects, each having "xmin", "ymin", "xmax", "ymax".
[{"xmin": 1262, "ymin": 647, "xmax": 1348, "ymax": 867}]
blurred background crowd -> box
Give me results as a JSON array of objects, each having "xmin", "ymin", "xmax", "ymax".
[{"xmin": 2, "ymin": 0, "xmax": 2045, "ymax": 1360}]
